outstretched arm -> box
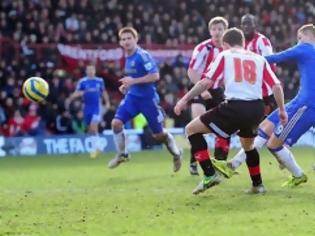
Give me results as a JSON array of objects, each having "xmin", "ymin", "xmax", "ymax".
[{"xmin": 266, "ymin": 43, "xmax": 305, "ymax": 64}]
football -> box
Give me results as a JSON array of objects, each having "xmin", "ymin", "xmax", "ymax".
[{"xmin": 22, "ymin": 77, "xmax": 49, "ymax": 102}]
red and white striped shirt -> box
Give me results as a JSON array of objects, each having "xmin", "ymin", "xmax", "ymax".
[
  {"xmin": 245, "ymin": 32, "xmax": 274, "ymax": 96},
  {"xmin": 205, "ymin": 48, "xmax": 280, "ymax": 101},
  {"xmin": 188, "ymin": 39, "xmax": 222, "ymax": 76}
]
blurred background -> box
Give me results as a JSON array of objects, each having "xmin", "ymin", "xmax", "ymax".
[{"xmin": 0, "ymin": 0, "xmax": 314, "ymax": 138}]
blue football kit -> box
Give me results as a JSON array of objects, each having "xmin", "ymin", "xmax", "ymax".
[
  {"xmin": 76, "ymin": 76, "xmax": 104, "ymax": 125},
  {"xmin": 114, "ymin": 47, "xmax": 164, "ymax": 134},
  {"xmin": 266, "ymin": 43, "xmax": 315, "ymax": 146}
]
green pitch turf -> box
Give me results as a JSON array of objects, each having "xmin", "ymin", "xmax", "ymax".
[{"xmin": 1, "ymin": 148, "xmax": 315, "ymax": 236}]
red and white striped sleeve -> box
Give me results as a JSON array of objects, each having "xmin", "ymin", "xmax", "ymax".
[
  {"xmin": 258, "ymin": 36, "xmax": 273, "ymax": 57},
  {"xmin": 188, "ymin": 43, "xmax": 208, "ymax": 71},
  {"xmin": 204, "ymin": 52, "xmax": 225, "ymax": 88},
  {"xmin": 262, "ymin": 61, "xmax": 280, "ymax": 89}
]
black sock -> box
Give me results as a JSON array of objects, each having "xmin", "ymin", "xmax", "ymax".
[
  {"xmin": 245, "ymin": 148, "xmax": 262, "ymax": 186},
  {"xmin": 188, "ymin": 133, "xmax": 215, "ymax": 177}
]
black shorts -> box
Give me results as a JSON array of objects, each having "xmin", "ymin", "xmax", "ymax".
[
  {"xmin": 200, "ymin": 99, "xmax": 265, "ymax": 138},
  {"xmin": 191, "ymin": 87, "xmax": 225, "ymax": 110},
  {"xmin": 263, "ymin": 94, "xmax": 277, "ymax": 115}
]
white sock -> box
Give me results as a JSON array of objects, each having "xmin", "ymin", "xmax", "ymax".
[
  {"xmin": 91, "ymin": 135, "xmax": 100, "ymax": 152},
  {"xmin": 270, "ymin": 146, "xmax": 304, "ymax": 177},
  {"xmin": 165, "ymin": 131, "xmax": 181, "ymax": 157},
  {"xmin": 230, "ymin": 135, "xmax": 268, "ymax": 169},
  {"xmin": 113, "ymin": 130, "xmax": 127, "ymax": 155}
]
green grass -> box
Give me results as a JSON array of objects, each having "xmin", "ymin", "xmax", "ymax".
[{"xmin": 1, "ymin": 148, "xmax": 315, "ymax": 236}]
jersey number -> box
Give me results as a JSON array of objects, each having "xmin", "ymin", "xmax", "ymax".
[{"xmin": 233, "ymin": 58, "xmax": 257, "ymax": 84}]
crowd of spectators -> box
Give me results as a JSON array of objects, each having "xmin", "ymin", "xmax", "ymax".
[{"xmin": 0, "ymin": 0, "xmax": 314, "ymax": 137}]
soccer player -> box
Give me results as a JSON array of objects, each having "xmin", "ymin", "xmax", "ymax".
[
  {"xmin": 215, "ymin": 24, "xmax": 315, "ymax": 187},
  {"xmin": 174, "ymin": 28, "xmax": 287, "ymax": 194},
  {"xmin": 66, "ymin": 64, "xmax": 110, "ymax": 158},
  {"xmin": 108, "ymin": 27, "xmax": 182, "ymax": 172},
  {"xmin": 221, "ymin": 14, "xmax": 277, "ymax": 172},
  {"xmin": 187, "ymin": 16, "xmax": 230, "ymax": 175}
]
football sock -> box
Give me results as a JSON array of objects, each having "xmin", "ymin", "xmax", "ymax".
[
  {"xmin": 188, "ymin": 133, "xmax": 215, "ymax": 177},
  {"xmin": 190, "ymin": 148, "xmax": 196, "ymax": 164},
  {"xmin": 113, "ymin": 129, "xmax": 127, "ymax": 155},
  {"xmin": 268, "ymin": 146, "xmax": 304, "ymax": 177},
  {"xmin": 164, "ymin": 131, "xmax": 181, "ymax": 156},
  {"xmin": 245, "ymin": 148, "xmax": 262, "ymax": 187},
  {"xmin": 214, "ymin": 136, "xmax": 230, "ymax": 160},
  {"xmin": 230, "ymin": 129, "xmax": 268, "ymax": 169}
]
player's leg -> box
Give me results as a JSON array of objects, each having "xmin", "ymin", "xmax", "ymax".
[
  {"xmin": 88, "ymin": 114, "xmax": 102, "ymax": 159},
  {"xmin": 228, "ymin": 105, "xmax": 280, "ymax": 170},
  {"xmin": 190, "ymin": 104, "xmax": 239, "ymax": 194},
  {"xmin": 207, "ymin": 88, "xmax": 231, "ymax": 161},
  {"xmin": 267, "ymin": 105, "xmax": 311, "ymax": 187},
  {"xmin": 140, "ymin": 99, "xmax": 182, "ymax": 172},
  {"xmin": 240, "ymin": 137, "xmax": 265, "ymax": 194},
  {"xmin": 186, "ymin": 117, "xmax": 221, "ymax": 194},
  {"xmin": 229, "ymin": 119, "xmax": 275, "ymax": 169},
  {"xmin": 108, "ymin": 97, "xmax": 138, "ymax": 168},
  {"xmin": 189, "ymin": 100, "xmax": 206, "ymax": 175}
]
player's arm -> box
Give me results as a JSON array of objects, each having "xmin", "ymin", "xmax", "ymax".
[
  {"xmin": 265, "ymin": 43, "xmax": 305, "ymax": 64},
  {"xmin": 65, "ymin": 80, "xmax": 84, "ymax": 109},
  {"xmin": 263, "ymin": 62, "xmax": 288, "ymax": 124},
  {"xmin": 102, "ymin": 90, "xmax": 111, "ymax": 110},
  {"xmin": 174, "ymin": 54, "xmax": 224, "ymax": 115},
  {"xmin": 119, "ymin": 72, "xmax": 159, "ymax": 88},
  {"xmin": 187, "ymin": 68, "xmax": 201, "ymax": 84}
]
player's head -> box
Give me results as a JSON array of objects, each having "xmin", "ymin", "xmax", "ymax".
[
  {"xmin": 86, "ymin": 64, "xmax": 96, "ymax": 78},
  {"xmin": 208, "ymin": 16, "xmax": 228, "ymax": 43},
  {"xmin": 222, "ymin": 27, "xmax": 245, "ymax": 49},
  {"xmin": 297, "ymin": 24, "xmax": 315, "ymax": 44},
  {"xmin": 241, "ymin": 14, "xmax": 257, "ymax": 39},
  {"xmin": 119, "ymin": 27, "xmax": 138, "ymax": 52}
]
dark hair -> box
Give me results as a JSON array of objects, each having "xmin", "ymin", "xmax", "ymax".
[
  {"xmin": 118, "ymin": 27, "xmax": 138, "ymax": 39},
  {"xmin": 222, "ymin": 27, "xmax": 245, "ymax": 46}
]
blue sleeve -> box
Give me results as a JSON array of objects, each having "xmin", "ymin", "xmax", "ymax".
[
  {"xmin": 76, "ymin": 80, "xmax": 84, "ymax": 91},
  {"xmin": 139, "ymin": 52, "xmax": 158, "ymax": 74},
  {"xmin": 265, "ymin": 43, "xmax": 307, "ymax": 64},
  {"xmin": 101, "ymin": 79, "xmax": 105, "ymax": 92}
]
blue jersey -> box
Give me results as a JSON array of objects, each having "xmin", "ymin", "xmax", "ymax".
[
  {"xmin": 76, "ymin": 76, "xmax": 104, "ymax": 113},
  {"xmin": 266, "ymin": 43, "xmax": 315, "ymax": 108},
  {"xmin": 124, "ymin": 47, "xmax": 159, "ymax": 98}
]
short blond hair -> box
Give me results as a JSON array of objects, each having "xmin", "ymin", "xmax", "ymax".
[
  {"xmin": 298, "ymin": 24, "xmax": 315, "ymax": 37},
  {"xmin": 208, "ymin": 16, "xmax": 228, "ymax": 29},
  {"xmin": 118, "ymin": 27, "xmax": 138, "ymax": 39}
]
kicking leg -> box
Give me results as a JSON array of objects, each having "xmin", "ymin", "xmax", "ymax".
[{"xmin": 185, "ymin": 118, "xmax": 221, "ymax": 194}]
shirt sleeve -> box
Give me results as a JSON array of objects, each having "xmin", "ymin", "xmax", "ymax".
[
  {"xmin": 257, "ymin": 37, "xmax": 273, "ymax": 56},
  {"xmin": 188, "ymin": 44, "xmax": 207, "ymax": 71},
  {"xmin": 75, "ymin": 79, "xmax": 84, "ymax": 91},
  {"xmin": 262, "ymin": 61, "xmax": 281, "ymax": 88},
  {"xmin": 265, "ymin": 43, "xmax": 306, "ymax": 64},
  {"xmin": 139, "ymin": 52, "xmax": 158, "ymax": 74},
  {"xmin": 204, "ymin": 52, "xmax": 224, "ymax": 87}
]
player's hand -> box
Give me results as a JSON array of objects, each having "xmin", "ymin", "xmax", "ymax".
[
  {"xmin": 119, "ymin": 76, "xmax": 134, "ymax": 88},
  {"xmin": 174, "ymin": 99, "xmax": 187, "ymax": 116},
  {"xmin": 279, "ymin": 109, "xmax": 288, "ymax": 125},
  {"xmin": 200, "ymin": 90, "xmax": 212, "ymax": 100},
  {"xmin": 119, "ymin": 84, "xmax": 127, "ymax": 94}
]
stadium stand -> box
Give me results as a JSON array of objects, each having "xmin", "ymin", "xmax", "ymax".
[{"xmin": 0, "ymin": 0, "xmax": 314, "ymax": 136}]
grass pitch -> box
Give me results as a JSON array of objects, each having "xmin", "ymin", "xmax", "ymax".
[{"xmin": 1, "ymin": 148, "xmax": 315, "ymax": 236}]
